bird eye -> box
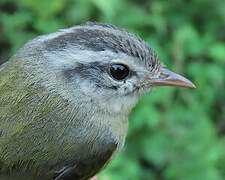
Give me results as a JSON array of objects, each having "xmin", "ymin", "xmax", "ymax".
[{"xmin": 109, "ymin": 64, "xmax": 130, "ymax": 80}]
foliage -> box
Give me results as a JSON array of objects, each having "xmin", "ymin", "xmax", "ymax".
[{"xmin": 0, "ymin": 0, "xmax": 225, "ymax": 179}]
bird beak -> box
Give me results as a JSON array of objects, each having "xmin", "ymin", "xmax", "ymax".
[{"xmin": 141, "ymin": 68, "xmax": 196, "ymax": 88}]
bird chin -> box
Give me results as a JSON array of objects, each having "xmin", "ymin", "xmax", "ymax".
[{"xmin": 134, "ymin": 85, "xmax": 151, "ymax": 95}]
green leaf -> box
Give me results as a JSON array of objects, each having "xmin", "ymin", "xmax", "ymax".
[{"xmin": 209, "ymin": 43, "xmax": 225, "ymax": 63}]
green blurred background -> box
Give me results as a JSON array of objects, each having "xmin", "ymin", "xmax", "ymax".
[{"xmin": 0, "ymin": 0, "xmax": 224, "ymax": 179}]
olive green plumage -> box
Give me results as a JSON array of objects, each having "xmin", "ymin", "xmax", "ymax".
[
  {"xmin": 0, "ymin": 57, "xmax": 120, "ymax": 179},
  {"xmin": 0, "ymin": 59, "xmax": 68, "ymax": 178}
]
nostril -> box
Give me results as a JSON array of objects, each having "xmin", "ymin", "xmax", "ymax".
[{"xmin": 159, "ymin": 72, "xmax": 169, "ymax": 79}]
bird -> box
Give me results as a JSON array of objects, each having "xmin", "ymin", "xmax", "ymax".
[{"xmin": 0, "ymin": 22, "xmax": 195, "ymax": 180}]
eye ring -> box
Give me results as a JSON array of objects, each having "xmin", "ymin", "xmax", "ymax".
[{"xmin": 109, "ymin": 63, "xmax": 130, "ymax": 81}]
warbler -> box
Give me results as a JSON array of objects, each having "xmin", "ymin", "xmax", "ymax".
[{"xmin": 0, "ymin": 22, "xmax": 195, "ymax": 180}]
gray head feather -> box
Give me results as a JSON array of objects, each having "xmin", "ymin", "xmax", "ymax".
[{"xmin": 45, "ymin": 22, "xmax": 161, "ymax": 73}]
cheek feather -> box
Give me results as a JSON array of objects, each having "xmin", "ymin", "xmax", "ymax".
[
  {"xmin": 117, "ymin": 82, "xmax": 135, "ymax": 96},
  {"xmin": 104, "ymin": 95, "xmax": 139, "ymax": 115}
]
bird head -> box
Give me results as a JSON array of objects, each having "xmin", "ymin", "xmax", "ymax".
[{"xmin": 22, "ymin": 22, "xmax": 195, "ymax": 115}]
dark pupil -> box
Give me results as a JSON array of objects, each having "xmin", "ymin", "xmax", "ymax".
[{"xmin": 110, "ymin": 64, "xmax": 129, "ymax": 80}]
